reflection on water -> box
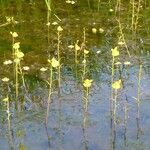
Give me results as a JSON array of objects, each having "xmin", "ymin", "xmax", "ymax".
[{"xmin": 0, "ymin": 0, "xmax": 150, "ymax": 150}]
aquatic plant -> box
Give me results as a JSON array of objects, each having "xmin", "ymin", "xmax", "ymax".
[
  {"xmin": 136, "ymin": 63, "xmax": 142, "ymax": 139},
  {"xmin": 57, "ymin": 26, "xmax": 63, "ymax": 89},
  {"xmin": 3, "ymin": 96, "xmax": 14, "ymax": 149},
  {"xmin": 45, "ymin": 57, "xmax": 59, "ymax": 126},
  {"xmin": 82, "ymin": 78, "xmax": 93, "ymax": 150}
]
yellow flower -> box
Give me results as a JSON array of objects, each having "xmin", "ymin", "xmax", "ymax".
[
  {"xmin": 99, "ymin": 28, "xmax": 104, "ymax": 33},
  {"xmin": 92, "ymin": 28, "xmax": 97, "ymax": 34},
  {"xmin": 57, "ymin": 26, "xmax": 63, "ymax": 32},
  {"xmin": 50, "ymin": 57, "xmax": 59, "ymax": 68},
  {"xmin": 84, "ymin": 49, "xmax": 89, "ymax": 54},
  {"xmin": 10, "ymin": 31, "xmax": 18, "ymax": 38},
  {"xmin": 3, "ymin": 97, "xmax": 9, "ymax": 102},
  {"xmin": 2, "ymin": 77, "xmax": 10, "ymax": 82},
  {"xmin": 75, "ymin": 43, "xmax": 80, "ymax": 51},
  {"xmin": 16, "ymin": 51, "xmax": 24, "ymax": 59},
  {"xmin": 13, "ymin": 42, "xmax": 20, "ymax": 49},
  {"xmin": 111, "ymin": 47, "xmax": 119, "ymax": 57},
  {"xmin": 14, "ymin": 58, "xmax": 20, "ymax": 63},
  {"xmin": 112, "ymin": 80, "xmax": 121, "ymax": 90},
  {"xmin": 83, "ymin": 79, "xmax": 93, "ymax": 88}
]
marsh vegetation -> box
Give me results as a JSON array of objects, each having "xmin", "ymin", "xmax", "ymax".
[{"xmin": 0, "ymin": 0, "xmax": 149, "ymax": 150}]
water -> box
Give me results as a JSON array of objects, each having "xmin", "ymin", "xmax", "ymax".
[{"xmin": 0, "ymin": 0, "xmax": 149, "ymax": 150}]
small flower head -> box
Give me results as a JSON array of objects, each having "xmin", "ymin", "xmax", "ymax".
[
  {"xmin": 75, "ymin": 44, "xmax": 80, "ymax": 51},
  {"xmin": 3, "ymin": 60, "xmax": 13, "ymax": 65},
  {"xmin": 82, "ymin": 59, "xmax": 86, "ymax": 64},
  {"xmin": 115, "ymin": 62, "xmax": 122, "ymax": 65},
  {"xmin": 48, "ymin": 57, "xmax": 60, "ymax": 68},
  {"xmin": 84, "ymin": 49, "xmax": 89, "ymax": 54},
  {"xmin": 3, "ymin": 97, "xmax": 9, "ymax": 102},
  {"xmin": 57, "ymin": 26, "xmax": 63, "ymax": 32},
  {"xmin": 68, "ymin": 45, "xmax": 74, "ymax": 49},
  {"xmin": 124, "ymin": 61, "xmax": 131, "ymax": 65},
  {"xmin": 92, "ymin": 28, "xmax": 97, "ymax": 34},
  {"xmin": 40, "ymin": 67, "xmax": 47, "ymax": 72},
  {"xmin": 13, "ymin": 42, "xmax": 20, "ymax": 49},
  {"xmin": 96, "ymin": 50, "xmax": 101, "ymax": 54},
  {"xmin": 112, "ymin": 80, "xmax": 121, "ymax": 90},
  {"xmin": 10, "ymin": 32, "xmax": 18, "ymax": 38},
  {"xmin": 118, "ymin": 41, "xmax": 125, "ymax": 46},
  {"xmin": 14, "ymin": 58, "xmax": 20, "ymax": 63},
  {"xmin": 46, "ymin": 22, "xmax": 50, "ymax": 26},
  {"xmin": 109, "ymin": 9, "xmax": 114, "ymax": 12},
  {"xmin": 83, "ymin": 79, "xmax": 93, "ymax": 88},
  {"xmin": 111, "ymin": 47, "xmax": 119, "ymax": 57},
  {"xmin": 16, "ymin": 51, "xmax": 24, "ymax": 59},
  {"xmin": 2, "ymin": 77, "xmax": 10, "ymax": 82},
  {"xmin": 23, "ymin": 66, "xmax": 30, "ymax": 71},
  {"xmin": 99, "ymin": 28, "xmax": 104, "ymax": 33},
  {"xmin": 52, "ymin": 22, "xmax": 58, "ymax": 25}
]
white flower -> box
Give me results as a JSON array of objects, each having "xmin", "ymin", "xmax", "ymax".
[
  {"xmin": 3, "ymin": 60, "xmax": 13, "ymax": 65},
  {"xmin": 40, "ymin": 67, "xmax": 47, "ymax": 72},
  {"xmin": 99, "ymin": 28, "xmax": 104, "ymax": 33},
  {"xmin": 92, "ymin": 28, "xmax": 97, "ymax": 34},
  {"xmin": 2, "ymin": 77, "xmax": 10, "ymax": 82},
  {"xmin": 68, "ymin": 45, "xmax": 74, "ymax": 49},
  {"xmin": 52, "ymin": 22, "xmax": 58, "ymax": 25},
  {"xmin": 23, "ymin": 66, "xmax": 30, "ymax": 71}
]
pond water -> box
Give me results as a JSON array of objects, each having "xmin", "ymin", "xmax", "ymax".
[{"xmin": 0, "ymin": 0, "xmax": 149, "ymax": 150}]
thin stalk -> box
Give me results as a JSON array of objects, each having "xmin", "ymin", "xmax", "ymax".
[
  {"xmin": 136, "ymin": 64, "xmax": 142, "ymax": 139},
  {"xmin": 134, "ymin": 0, "xmax": 142, "ymax": 33},
  {"xmin": 131, "ymin": 0, "xmax": 135, "ymax": 32},
  {"xmin": 117, "ymin": 19, "xmax": 131, "ymax": 57},
  {"xmin": 57, "ymin": 31, "xmax": 61, "ymax": 88},
  {"xmin": 6, "ymin": 98, "xmax": 14, "ymax": 150},
  {"xmin": 97, "ymin": 0, "xmax": 101, "ymax": 12},
  {"xmin": 110, "ymin": 56, "xmax": 115, "ymax": 126},
  {"xmin": 45, "ymin": 64, "xmax": 53, "ymax": 126}
]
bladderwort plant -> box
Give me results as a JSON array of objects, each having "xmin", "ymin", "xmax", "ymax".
[
  {"xmin": 56, "ymin": 26, "xmax": 63, "ymax": 89},
  {"xmin": 117, "ymin": 19, "xmax": 131, "ymax": 57},
  {"xmin": 45, "ymin": 0, "xmax": 52, "ymax": 44},
  {"xmin": 130, "ymin": 0, "xmax": 142, "ymax": 35},
  {"xmin": 82, "ymin": 78, "xmax": 93, "ymax": 150},
  {"xmin": 82, "ymin": 49, "xmax": 89, "ymax": 81},
  {"xmin": 74, "ymin": 40, "xmax": 80, "ymax": 79},
  {"xmin": 136, "ymin": 63, "xmax": 142, "ymax": 139},
  {"xmin": 82, "ymin": 28, "xmax": 89, "ymax": 81},
  {"xmin": 3, "ymin": 97, "xmax": 14, "ymax": 149},
  {"xmin": 110, "ymin": 47, "xmax": 120, "ymax": 125},
  {"xmin": 111, "ymin": 79, "xmax": 121, "ymax": 149},
  {"xmin": 45, "ymin": 57, "xmax": 59, "ymax": 127},
  {"xmin": 10, "ymin": 32, "xmax": 25, "ymax": 106},
  {"xmin": 1, "ymin": 77, "xmax": 14, "ymax": 149}
]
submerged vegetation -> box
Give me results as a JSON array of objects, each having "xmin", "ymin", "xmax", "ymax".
[{"xmin": 0, "ymin": 0, "xmax": 149, "ymax": 150}]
